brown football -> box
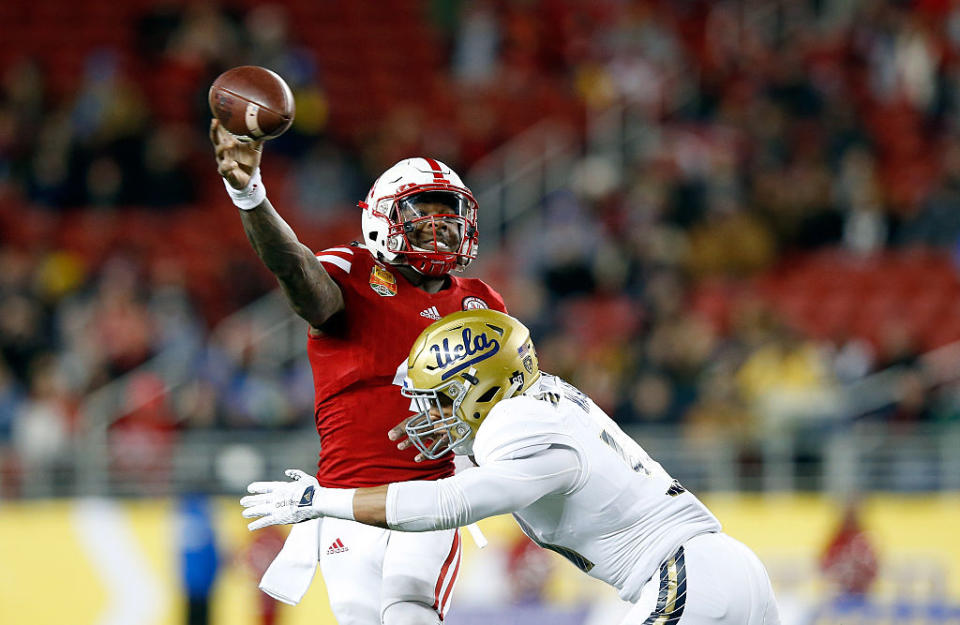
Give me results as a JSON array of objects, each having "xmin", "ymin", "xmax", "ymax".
[{"xmin": 209, "ymin": 66, "xmax": 295, "ymax": 141}]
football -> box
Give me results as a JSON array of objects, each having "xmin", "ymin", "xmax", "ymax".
[{"xmin": 208, "ymin": 66, "xmax": 295, "ymax": 141}]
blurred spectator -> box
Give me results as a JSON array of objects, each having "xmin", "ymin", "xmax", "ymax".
[
  {"xmin": 10, "ymin": 353, "xmax": 73, "ymax": 495},
  {"xmin": 820, "ymin": 501, "xmax": 879, "ymax": 597},
  {"xmin": 614, "ymin": 370, "xmax": 677, "ymax": 425},
  {"xmin": 685, "ymin": 209, "xmax": 777, "ymax": 279},
  {"xmin": 244, "ymin": 5, "xmax": 307, "ymax": 83},
  {"xmin": 241, "ymin": 525, "xmax": 285, "ymax": 625},
  {"xmin": 292, "ymin": 142, "xmax": 361, "ymax": 220},
  {"xmin": 166, "ymin": 2, "xmax": 240, "ymax": 70},
  {"xmin": 829, "ymin": 337, "xmax": 875, "ymax": 384},
  {"xmin": 452, "ymin": 1, "xmax": 500, "ymax": 86},
  {"xmin": 140, "ymin": 125, "xmax": 198, "ymax": 206},
  {"xmin": 0, "ymin": 292, "xmax": 49, "ymax": 384},
  {"xmin": 506, "ymin": 535, "xmax": 555, "ymax": 605},
  {"xmin": 0, "ymin": 357, "xmax": 22, "ymax": 445},
  {"xmin": 178, "ymin": 494, "xmax": 221, "ymax": 625},
  {"xmin": 110, "ymin": 372, "xmax": 177, "ymax": 493},
  {"xmin": 684, "ymin": 362, "xmax": 753, "ymax": 447},
  {"xmin": 736, "ymin": 324, "xmax": 838, "ymax": 428},
  {"xmin": 148, "ymin": 258, "xmax": 204, "ymax": 375},
  {"xmin": 92, "ymin": 257, "xmax": 156, "ymax": 376}
]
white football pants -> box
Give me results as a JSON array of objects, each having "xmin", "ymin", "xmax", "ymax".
[
  {"xmin": 623, "ymin": 532, "xmax": 780, "ymax": 625},
  {"xmin": 318, "ymin": 517, "xmax": 461, "ymax": 625}
]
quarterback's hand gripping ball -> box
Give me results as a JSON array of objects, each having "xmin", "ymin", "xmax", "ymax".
[
  {"xmin": 241, "ymin": 469, "xmax": 321, "ymax": 531},
  {"xmin": 210, "ymin": 119, "xmax": 263, "ymax": 190}
]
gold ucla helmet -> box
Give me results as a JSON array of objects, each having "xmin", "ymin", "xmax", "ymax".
[{"xmin": 402, "ymin": 310, "xmax": 540, "ymax": 459}]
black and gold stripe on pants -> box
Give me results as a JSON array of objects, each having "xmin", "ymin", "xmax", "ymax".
[{"xmin": 641, "ymin": 546, "xmax": 687, "ymax": 625}]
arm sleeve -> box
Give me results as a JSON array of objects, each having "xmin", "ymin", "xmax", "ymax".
[{"xmin": 385, "ymin": 446, "xmax": 579, "ymax": 531}]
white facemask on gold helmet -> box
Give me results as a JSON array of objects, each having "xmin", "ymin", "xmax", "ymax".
[{"xmin": 402, "ymin": 310, "xmax": 541, "ymax": 459}]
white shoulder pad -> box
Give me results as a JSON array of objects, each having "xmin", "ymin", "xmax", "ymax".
[
  {"xmin": 473, "ymin": 396, "xmax": 579, "ymax": 464},
  {"xmin": 393, "ymin": 360, "xmax": 408, "ymax": 387}
]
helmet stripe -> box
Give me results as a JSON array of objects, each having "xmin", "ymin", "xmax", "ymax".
[{"xmin": 422, "ymin": 157, "xmax": 447, "ymax": 182}]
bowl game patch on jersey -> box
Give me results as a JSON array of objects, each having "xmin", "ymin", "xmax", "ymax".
[
  {"xmin": 462, "ymin": 296, "xmax": 488, "ymax": 310},
  {"xmin": 369, "ymin": 265, "xmax": 398, "ymax": 296}
]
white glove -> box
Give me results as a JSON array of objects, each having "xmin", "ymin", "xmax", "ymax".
[{"xmin": 240, "ymin": 469, "xmax": 355, "ymax": 531}]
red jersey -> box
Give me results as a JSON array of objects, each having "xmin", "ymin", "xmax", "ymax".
[{"xmin": 308, "ymin": 243, "xmax": 507, "ymax": 487}]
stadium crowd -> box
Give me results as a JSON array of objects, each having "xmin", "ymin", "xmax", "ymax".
[{"xmin": 2, "ymin": 0, "xmax": 960, "ymax": 495}]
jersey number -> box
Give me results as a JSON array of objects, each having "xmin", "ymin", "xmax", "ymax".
[
  {"xmin": 599, "ymin": 429, "xmax": 650, "ymax": 475},
  {"xmin": 533, "ymin": 380, "xmax": 589, "ymax": 413}
]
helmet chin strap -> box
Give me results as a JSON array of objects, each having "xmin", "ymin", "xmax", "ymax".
[
  {"xmin": 406, "ymin": 255, "xmax": 455, "ymax": 278},
  {"xmin": 503, "ymin": 377, "xmax": 523, "ymax": 400},
  {"xmin": 462, "ymin": 368, "xmax": 479, "ymax": 389},
  {"xmin": 464, "ymin": 366, "xmax": 522, "ymax": 402},
  {"xmin": 396, "ymin": 257, "xmax": 450, "ymax": 280},
  {"xmin": 450, "ymin": 368, "xmax": 479, "ymax": 456}
]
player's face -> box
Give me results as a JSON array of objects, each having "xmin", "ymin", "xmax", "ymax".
[
  {"xmin": 428, "ymin": 402, "xmax": 454, "ymax": 420},
  {"xmin": 406, "ymin": 202, "xmax": 462, "ymax": 252},
  {"xmin": 420, "ymin": 397, "xmax": 455, "ymax": 450},
  {"xmin": 396, "ymin": 192, "xmax": 470, "ymax": 253},
  {"xmin": 401, "ymin": 378, "xmax": 474, "ymax": 459}
]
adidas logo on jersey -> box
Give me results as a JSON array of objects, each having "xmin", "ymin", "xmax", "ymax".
[
  {"xmin": 420, "ymin": 306, "xmax": 441, "ymax": 320},
  {"xmin": 326, "ymin": 538, "xmax": 349, "ymax": 555}
]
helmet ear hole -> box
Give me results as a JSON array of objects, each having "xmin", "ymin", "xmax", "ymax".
[
  {"xmin": 476, "ymin": 386, "xmax": 500, "ymax": 403},
  {"xmin": 369, "ymin": 231, "xmax": 379, "ymax": 241}
]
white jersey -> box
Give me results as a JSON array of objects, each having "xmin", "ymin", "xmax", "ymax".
[{"xmin": 472, "ymin": 373, "xmax": 721, "ymax": 601}]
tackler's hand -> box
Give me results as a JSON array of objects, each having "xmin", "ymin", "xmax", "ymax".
[
  {"xmin": 388, "ymin": 416, "xmax": 426, "ymax": 463},
  {"xmin": 240, "ymin": 469, "xmax": 321, "ymax": 531}
]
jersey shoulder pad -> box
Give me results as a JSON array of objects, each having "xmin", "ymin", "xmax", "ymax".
[
  {"xmin": 473, "ymin": 395, "xmax": 576, "ymax": 464},
  {"xmin": 314, "ymin": 244, "xmax": 362, "ymax": 278},
  {"xmin": 454, "ymin": 277, "xmax": 507, "ymax": 313}
]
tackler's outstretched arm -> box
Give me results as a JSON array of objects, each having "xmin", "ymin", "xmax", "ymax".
[{"xmin": 241, "ymin": 449, "xmax": 579, "ymax": 531}]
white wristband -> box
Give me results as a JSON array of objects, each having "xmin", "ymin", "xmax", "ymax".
[
  {"xmin": 314, "ymin": 487, "xmax": 356, "ymax": 521},
  {"xmin": 223, "ymin": 167, "xmax": 267, "ymax": 210}
]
